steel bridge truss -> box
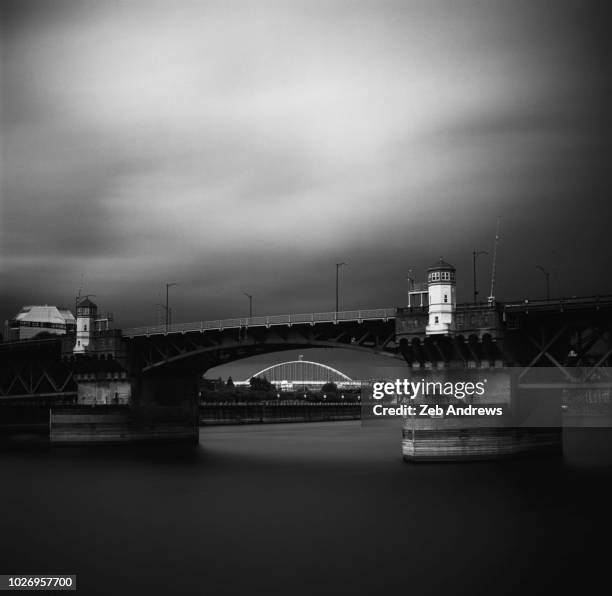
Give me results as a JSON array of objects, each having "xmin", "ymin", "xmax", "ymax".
[
  {"xmin": 0, "ymin": 339, "xmax": 76, "ymax": 399},
  {"xmin": 514, "ymin": 316, "xmax": 612, "ymax": 388}
]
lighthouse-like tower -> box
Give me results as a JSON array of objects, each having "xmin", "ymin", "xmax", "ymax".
[
  {"xmin": 73, "ymin": 297, "xmax": 97, "ymax": 354},
  {"xmin": 425, "ymin": 258, "xmax": 456, "ymax": 335}
]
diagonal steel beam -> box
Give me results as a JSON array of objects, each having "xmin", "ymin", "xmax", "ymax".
[
  {"xmin": 585, "ymin": 347, "xmax": 612, "ymax": 380},
  {"xmin": 354, "ymin": 332, "xmax": 371, "ymax": 346},
  {"xmin": 575, "ymin": 327, "xmax": 606, "ymax": 365},
  {"xmin": 6, "ymin": 363, "xmax": 29, "ymax": 395},
  {"xmin": 39, "ymin": 365, "xmax": 61, "ymax": 392},
  {"xmin": 519, "ymin": 324, "xmax": 568, "ymax": 380},
  {"xmin": 378, "ymin": 332, "xmax": 396, "ymax": 351},
  {"xmin": 59, "ymin": 371, "xmax": 74, "ymax": 391},
  {"xmin": 525, "ymin": 335, "xmax": 574, "ymax": 380}
]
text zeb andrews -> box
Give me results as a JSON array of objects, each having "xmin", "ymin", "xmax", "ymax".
[
  {"xmin": 369, "ymin": 379, "xmax": 503, "ymax": 417},
  {"xmin": 371, "ymin": 403, "xmax": 503, "ymax": 417}
]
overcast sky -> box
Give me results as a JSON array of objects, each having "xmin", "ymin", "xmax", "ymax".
[{"xmin": 1, "ymin": 0, "xmax": 610, "ymax": 330}]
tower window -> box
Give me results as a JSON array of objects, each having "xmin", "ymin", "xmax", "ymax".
[
  {"xmin": 84, "ymin": 325, "xmax": 87, "ymax": 331},
  {"xmin": 444, "ymin": 295, "xmax": 448, "ymax": 303},
  {"xmin": 435, "ymin": 316, "xmax": 439, "ymax": 324}
]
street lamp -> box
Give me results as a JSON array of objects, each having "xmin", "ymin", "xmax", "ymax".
[
  {"xmin": 472, "ymin": 250, "xmax": 488, "ymax": 303},
  {"xmin": 536, "ymin": 266, "xmax": 550, "ymax": 300},
  {"xmin": 406, "ymin": 268, "xmax": 415, "ymax": 290},
  {"xmin": 405, "ymin": 267, "xmax": 416, "ymax": 306},
  {"xmin": 336, "ymin": 262, "xmax": 347, "ymax": 313},
  {"xmin": 243, "ymin": 292, "xmax": 253, "ymax": 318},
  {"xmin": 165, "ymin": 282, "xmax": 177, "ymax": 331}
]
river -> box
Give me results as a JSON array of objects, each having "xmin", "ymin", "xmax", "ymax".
[{"xmin": 1, "ymin": 422, "xmax": 611, "ymax": 595}]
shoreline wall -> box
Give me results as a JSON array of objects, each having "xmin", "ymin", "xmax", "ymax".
[{"xmin": 200, "ymin": 403, "xmax": 361, "ymax": 425}]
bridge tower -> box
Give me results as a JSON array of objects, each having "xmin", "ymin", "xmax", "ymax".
[
  {"xmin": 73, "ymin": 297, "xmax": 97, "ymax": 354},
  {"xmin": 425, "ymin": 258, "xmax": 456, "ymax": 335}
]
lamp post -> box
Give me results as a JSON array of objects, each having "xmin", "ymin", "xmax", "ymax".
[
  {"xmin": 472, "ymin": 250, "xmax": 488, "ymax": 303},
  {"xmin": 165, "ymin": 282, "xmax": 177, "ymax": 331},
  {"xmin": 405, "ymin": 267, "xmax": 419, "ymax": 307},
  {"xmin": 336, "ymin": 262, "xmax": 347, "ymax": 313},
  {"xmin": 243, "ymin": 292, "xmax": 253, "ymax": 318},
  {"xmin": 536, "ymin": 266, "xmax": 550, "ymax": 300}
]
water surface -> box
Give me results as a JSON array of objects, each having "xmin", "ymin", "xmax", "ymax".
[{"xmin": 1, "ymin": 422, "xmax": 611, "ymax": 595}]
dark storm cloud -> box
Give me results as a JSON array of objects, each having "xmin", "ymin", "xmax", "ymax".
[{"xmin": 1, "ymin": 0, "xmax": 610, "ymax": 326}]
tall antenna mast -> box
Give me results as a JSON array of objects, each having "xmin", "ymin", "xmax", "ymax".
[
  {"xmin": 156, "ymin": 291, "xmax": 164, "ymax": 327},
  {"xmin": 75, "ymin": 273, "xmax": 85, "ymax": 313},
  {"xmin": 488, "ymin": 217, "xmax": 502, "ymax": 304}
]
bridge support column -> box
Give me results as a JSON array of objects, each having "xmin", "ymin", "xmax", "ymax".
[
  {"xmin": 50, "ymin": 351, "xmax": 200, "ymax": 445},
  {"xmin": 401, "ymin": 367, "xmax": 562, "ymax": 462}
]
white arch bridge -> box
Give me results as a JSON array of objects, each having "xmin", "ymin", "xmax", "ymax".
[{"xmin": 237, "ymin": 359, "xmax": 360, "ymax": 389}]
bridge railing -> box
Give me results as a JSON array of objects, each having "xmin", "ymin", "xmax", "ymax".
[
  {"xmin": 122, "ymin": 308, "xmax": 397, "ymax": 338},
  {"xmin": 502, "ymin": 295, "xmax": 612, "ymax": 312},
  {"xmin": 268, "ymin": 314, "xmax": 291, "ymax": 325}
]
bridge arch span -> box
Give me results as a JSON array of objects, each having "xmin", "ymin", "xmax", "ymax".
[
  {"xmin": 249, "ymin": 360, "xmax": 352, "ymax": 384},
  {"xmin": 128, "ymin": 317, "xmax": 399, "ymax": 373}
]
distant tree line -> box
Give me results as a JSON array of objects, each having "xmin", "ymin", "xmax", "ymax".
[{"xmin": 199, "ymin": 376, "xmax": 360, "ymax": 403}]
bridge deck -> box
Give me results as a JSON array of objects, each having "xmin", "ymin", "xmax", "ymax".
[
  {"xmin": 122, "ymin": 308, "xmax": 398, "ymax": 338},
  {"xmin": 5, "ymin": 296, "xmax": 611, "ymax": 345}
]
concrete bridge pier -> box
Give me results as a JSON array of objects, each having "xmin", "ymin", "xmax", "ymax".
[
  {"xmin": 50, "ymin": 337, "xmax": 200, "ymax": 444},
  {"xmin": 127, "ymin": 364, "xmax": 200, "ymax": 444},
  {"xmin": 399, "ymin": 365, "xmax": 563, "ymax": 461}
]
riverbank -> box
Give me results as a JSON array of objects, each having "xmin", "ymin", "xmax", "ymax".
[{"xmin": 200, "ymin": 402, "xmax": 360, "ymax": 425}]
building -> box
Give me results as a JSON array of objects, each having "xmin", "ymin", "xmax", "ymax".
[
  {"xmin": 66, "ymin": 297, "xmax": 131, "ymax": 404},
  {"xmin": 71, "ymin": 297, "xmax": 115, "ymax": 355},
  {"xmin": 425, "ymin": 258, "xmax": 457, "ymax": 335},
  {"xmin": 73, "ymin": 297, "xmax": 97, "ymax": 354},
  {"xmin": 7, "ymin": 305, "xmax": 76, "ymax": 341}
]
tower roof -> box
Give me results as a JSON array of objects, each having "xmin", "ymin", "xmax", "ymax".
[
  {"xmin": 428, "ymin": 258, "xmax": 455, "ymax": 272},
  {"xmin": 77, "ymin": 297, "xmax": 97, "ymax": 309}
]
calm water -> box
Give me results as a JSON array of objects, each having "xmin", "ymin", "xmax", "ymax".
[{"xmin": 1, "ymin": 422, "xmax": 612, "ymax": 596}]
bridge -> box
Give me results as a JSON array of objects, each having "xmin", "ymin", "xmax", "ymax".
[
  {"xmin": 2, "ymin": 290, "xmax": 612, "ymax": 453},
  {"xmin": 123, "ymin": 308, "xmax": 399, "ymax": 373},
  {"xmin": 241, "ymin": 359, "xmax": 357, "ymax": 389},
  {"xmin": 3, "ymin": 297, "xmax": 612, "ymax": 399},
  {"xmin": 0, "ymin": 307, "xmax": 398, "ymax": 402}
]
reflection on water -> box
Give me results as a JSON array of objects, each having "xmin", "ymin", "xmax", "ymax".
[{"xmin": 1, "ymin": 422, "xmax": 612, "ymax": 596}]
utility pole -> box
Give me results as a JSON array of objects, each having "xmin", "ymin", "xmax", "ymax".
[
  {"xmin": 165, "ymin": 283, "xmax": 177, "ymax": 331},
  {"xmin": 472, "ymin": 250, "xmax": 488, "ymax": 303},
  {"xmin": 536, "ymin": 266, "xmax": 550, "ymax": 300},
  {"xmin": 243, "ymin": 292, "xmax": 253, "ymax": 318},
  {"xmin": 336, "ymin": 262, "xmax": 347, "ymax": 313}
]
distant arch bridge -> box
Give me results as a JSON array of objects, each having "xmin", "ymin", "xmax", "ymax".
[{"xmin": 240, "ymin": 359, "xmax": 357, "ymax": 388}]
